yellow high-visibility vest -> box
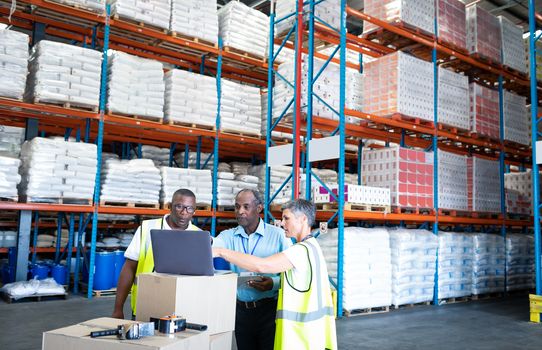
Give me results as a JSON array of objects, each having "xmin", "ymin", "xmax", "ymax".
[
  {"xmin": 130, "ymin": 218, "xmax": 200, "ymax": 315},
  {"xmin": 274, "ymin": 237, "xmax": 337, "ymax": 350}
]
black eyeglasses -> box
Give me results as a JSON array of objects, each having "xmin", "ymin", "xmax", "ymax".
[{"xmin": 173, "ymin": 204, "xmax": 195, "ymax": 214}]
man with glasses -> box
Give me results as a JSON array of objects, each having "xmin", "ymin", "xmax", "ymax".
[
  {"xmin": 213, "ymin": 189, "xmax": 291, "ymax": 350},
  {"xmin": 112, "ymin": 188, "xmax": 200, "ymax": 319}
]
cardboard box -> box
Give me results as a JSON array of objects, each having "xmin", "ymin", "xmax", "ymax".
[
  {"xmin": 42, "ymin": 317, "xmax": 210, "ymax": 350},
  {"xmin": 136, "ymin": 273, "xmax": 237, "ymax": 335},
  {"xmin": 210, "ymin": 331, "xmax": 234, "ymax": 350}
]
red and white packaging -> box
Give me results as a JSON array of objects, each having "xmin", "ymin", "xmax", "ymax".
[
  {"xmin": 438, "ymin": 150, "xmax": 468, "ymax": 210},
  {"xmin": 465, "ymin": 4, "xmax": 501, "ymax": 63},
  {"xmin": 467, "ymin": 155, "xmax": 501, "ymax": 213},
  {"xmin": 437, "ymin": 0, "xmax": 467, "ymax": 51},
  {"xmin": 363, "ymin": 0, "xmax": 435, "ymax": 35},
  {"xmin": 469, "ymin": 83, "xmax": 500, "ymax": 139}
]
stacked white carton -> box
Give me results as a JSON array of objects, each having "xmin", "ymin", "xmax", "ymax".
[
  {"xmin": 164, "ymin": 69, "xmax": 217, "ymax": 127},
  {"xmin": 25, "ymin": 41, "xmax": 102, "ymax": 109},
  {"xmin": 217, "ymin": 172, "xmax": 259, "ymax": 207},
  {"xmin": 363, "ymin": 0, "xmax": 435, "ymax": 35},
  {"xmin": 499, "ymin": 16, "xmax": 527, "ymax": 74},
  {"xmin": 175, "ymin": 152, "xmax": 214, "ymax": 169},
  {"xmin": 471, "ymin": 233, "xmax": 505, "ymax": 295},
  {"xmin": 0, "ymin": 30, "xmax": 29, "ymax": 100},
  {"xmin": 438, "ymin": 232, "xmax": 473, "ymax": 299},
  {"xmin": 218, "ymin": 1, "xmax": 269, "ymax": 58},
  {"xmin": 319, "ymin": 227, "xmax": 392, "ymax": 311},
  {"xmin": 132, "ymin": 145, "xmax": 170, "ymax": 167},
  {"xmin": 221, "ymin": 79, "xmax": 261, "ymax": 136},
  {"xmin": 467, "ymin": 156, "xmax": 501, "ymax": 212},
  {"xmin": 0, "ymin": 126, "xmax": 25, "ymax": 157},
  {"xmin": 0, "ymin": 156, "xmax": 21, "ymax": 200},
  {"xmin": 110, "ymin": 0, "xmax": 170, "ymax": 30},
  {"xmin": 275, "ymin": 0, "xmax": 340, "ymax": 36},
  {"xmin": 389, "ymin": 229, "xmax": 438, "ymax": 306},
  {"xmin": 506, "ymin": 234, "xmax": 535, "ymax": 291},
  {"xmin": 503, "ymin": 90, "xmax": 529, "ymax": 145},
  {"xmin": 160, "ymin": 167, "xmax": 213, "ymax": 205},
  {"xmin": 50, "ymin": 0, "xmax": 105, "ymax": 13},
  {"xmin": 466, "ymin": 4, "xmax": 502, "ymax": 63},
  {"xmin": 438, "ymin": 67, "xmax": 469, "ymax": 130},
  {"xmin": 438, "ymin": 150, "xmax": 468, "ymax": 211},
  {"xmin": 170, "ymin": 0, "xmax": 218, "ymax": 44},
  {"xmin": 261, "ymin": 91, "xmax": 293, "ymax": 140},
  {"xmin": 505, "ymin": 171, "xmax": 539, "ymax": 215},
  {"xmin": 313, "ymin": 184, "xmax": 391, "ymax": 207},
  {"xmin": 107, "ymin": 50, "xmax": 164, "ymax": 119},
  {"xmin": 100, "ymin": 159, "xmax": 161, "ymax": 205},
  {"xmin": 19, "ymin": 138, "xmax": 97, "ymax": 201}
]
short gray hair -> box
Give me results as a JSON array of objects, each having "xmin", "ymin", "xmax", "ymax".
[
  {"xmin": 236, "ymin": 189, "xmax": 263, "ymax": 205},
  {"xmin": 282, "ymin": 199, "xmax": 316, "ymax": 227}
]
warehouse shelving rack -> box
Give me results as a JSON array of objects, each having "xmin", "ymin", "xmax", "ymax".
[
  {"xmin": 0, "ymin": 0, "xmax": 272, "ymax": 297},
  {"xmin": 265, "ymin": 0, "xmax": 537, "ymax": 317}
]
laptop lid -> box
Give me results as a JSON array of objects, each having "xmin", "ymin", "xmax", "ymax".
[{"xmin": 150, "ymin": 229, "xmax": 214, "ymax": 276}]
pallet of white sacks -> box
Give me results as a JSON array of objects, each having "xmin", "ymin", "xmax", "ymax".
[
  {"xmin": 22, "ymin": 197, "xmax": 92, "ymax": 205},
  {"xmin": 320, "ymin": 202, "xmax": 391, "ymax": 213},
  {"xmin": 438, "ymin": 296, "xmax": 471, "ymax": 305},
  {"xmin": 344, "ymin": 305, "xmax": 390, "ymax": 317},
  {"xmin": 33, "ymin": 99, "xmax": 99, "ymax": 113},
  {"xmin": 1, "ymin": 291, "xmax": 67, "ymax": 304},
  {"xmin": 100, "ymin": 201, "xmax": 159, "ymax": 209}
]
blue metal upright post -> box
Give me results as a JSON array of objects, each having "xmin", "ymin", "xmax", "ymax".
[
  {"xmin": 66, "ymin": 213, "xmax": 75, "ymax": 287},
  {"xmin": 432, "ymin": 19, "xmax": 440, "ymax": 306},
  {"xmin": 211, "ymin": 37, "xmax": 223, "ymax": 237},
  {"xmin": 264, "ymin": 5, "xmax": 276, "ymax": 222},
  {"xmin": 304, "ymin": 0, "xmax": 316, "ymax": 200},
  {"xmin": 498, "ymin": 75, "xmax": 507, "ymax": 293}
]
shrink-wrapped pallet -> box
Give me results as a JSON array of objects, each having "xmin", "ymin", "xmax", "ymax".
[
  {"xmin": 503, "ymin": 90, "xmax": 529, "ymax": 145},
  {"xmin": 110, "ymin": 0, "xmax": 170, "ymax": 30},
  {"xmin": 469, "ymin": 83, "xmax": 499, "ymax": 139},
  {"xmin": 170, "ymin": 0, "xmax": 218, "ymax": 44},
  {"xmin": 0, "ymin": 156, "xmax": 21, "ymax": 200},
  {"xmin": 25, "ymin": 41, "xmax": 101, "ymax": 109},
  {"xmin": 0, "ymin": 29, "xmax": 29, "ymax": 100},
  {"xmin": 0, "ymin": 126, "xmax": 25, "ymax": 157},
  {"xmin": 438, "ymin": 232, "xmax": 473, "ymax": 299},
  {"xmin": 221, "ymin": 79, "xmax": 261, "ymax": 136},
  {"xmin": 437, "ymin": 0, "xmax": 466, "ymax": 51},
  {"xmin": 466, "ymin": 4, "xmax": 501, "ymax": 62},
  {"xmin": 275, "ymin": 0, "xmax": 341, "ymax": 36},
  {"xmin": 471, "ymin": 233, "xmax": 505, "ymax": 295},
  {"xmin": 438, "ymin": 67, "xmax": 469, "ymax": 130},
  {"xmin": 363, "ymin": 0, "xmax": 435, "ymax": 35},
  {"xmin": 174, "ymin": 152, "xmax": 215, "ymax": 169},
  {"xmin": 131, "ymin": 145, "xmax": 171, "ymax": 167},
  {"xmin": 499, "ymin": 16, "xmax": 527, "ymax": 74},
  {"xmin": 506, "ymin": 234, "xmax": 535, "ymax": 291},
  {"xmin": 160, "ymin": 167, "xmax": 213, "ymax": 206},
  {"xmin": 467, "ymin": 156, "xmax": 501, "ymax": 213},
  {"xmin": 438, "ymin": 150, "xmax": 468, "ymax": 211}
]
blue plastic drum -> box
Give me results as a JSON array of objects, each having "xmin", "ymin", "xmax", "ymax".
[
  {"xmin": 86, "ymin": 251, "xmax": 115, "ymax": 290},
  {"xmin": 113, "ymin": 250, "xmax": 125, "ymax": 287},
  {"xmin": 30, "ymin": 264, "xmax": 50, "ymax": 280},
  {"xmin": 51, "ymin": 264, "xmax": 67, "ymax": 285}
]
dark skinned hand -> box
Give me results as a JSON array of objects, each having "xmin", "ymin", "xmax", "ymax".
[{"xmin": 247, "ymin": 276, "xmax": 273, "ymax": 292}]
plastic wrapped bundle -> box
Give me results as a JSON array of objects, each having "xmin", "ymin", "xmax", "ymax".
[
  {"xmin": 261, "ymin": 91, "xmax": 294, "ymax": 140},
  {"xmin": 364, "ymin": 0, "xmax": 435, "ymax": 35},
  {"xmin": 231, "ymin": 162, "xmax": 251, "ymax": 176},
  {"xmin": 49, "ymin": 0, "xmax": 105, "ymax": 13},
  {"xmin": 19, "ymin": 138, "xmax": 97, "ymax": 202},
  {"xmin": 107, "ymin": 50, "xmax": 164, "ymax": 120},
  {"xmin": 25, "ymin": 41, "xmax": 102, "ymax": 109},
  {"xmin": 221, "ymin": 79, "xmax": 261, "ymax": 136},
  {"xmin": 249, "ymin": 165, "xmax": 301, "ymax": 205},
  {"xmin": 469, "ymin": 83, "xmax": 499, "ymax": 139},
  {"xmin": 466, "ymin": 4, "xmax": 501, "ymax": 63},
  {"xmin": 110, "ymin": 0, "xmax": 170, "ymax": 30},
  {"xmin": 438, "ymin": 150, "xmax": 468, "ymax": 211},
  {"xmin": 319, "ymin": 227, "xmax": 392, "ymax": 311},
  {"xmin": 132, "ymin": 145, "xmax": 171, "ymax": 167},
  {"xmin": 438, "ymin": 232, "xmax": 473, "ymax": 299},
  {"xmin": 526, "ymin": 38, "xmax": 542, "ymax": 82},
  {"xmin": 467, "ymin": 156, "xmax": 501, "ymax": 213},
  {"xmin": 301, "ymin": 168, "xmax": 337, "ymax": 200},
  {"xmin": 0, "ymin": 156, "xmax": 21, "ymax": 200},
  {"xmin": 344, "ymin": 173, "xmax": 359, "ymax": 185},
  {"xmin": 471, "ymin": 233, "xmax": 505, "ymax": 295},
  {"xmin": 275, "ymin": 0, "xmax": 340, "ymax": 36},
  {"xmin": 438, "ymin": 67, "xmax": 469, "ymax": 130},
  {"xmin": 437, "ymin": 0, "xmax": 466, "ymax": 51},
  {"xmin": 506, "ymin": 234, "xmax": 535, "ymax": 291},
  {"xmin": 503, "ymin": 90, "xmax": 529, "ymax": 145},
  {"xmin": 0, "ymin": 29, "xmax": 29, "ymax": 100},
  {"xmin": 499, "ymin": 16, "xmax": 527, "ymax": 74},
  {"xmin": 505, "ymin": 171, "xmax": 540, "ymax": 215},
  {"xmin": 389, "ymin": 229, "xmax": 437, "ymax": 306},
  {"xmin": 218, "ymin": 162, "xmax": 231, "ymax": 173},
  {"xmin": 218, "ymin": 1, "xmax": 269, "ymax": 58},
  {"xmin": 164, "ymin": 69, "xmax": 217, "ymax": 127},
  {"xmin": 100, "ymin": 158, "xmax": 161, "ymax": 205},
  {"xmin": 0, "ymin": 126, "xmax": 25, "ymax": 157},
  {"xmin": 174, "ymin": 152, "xmax": 214, "ymax": 169},
  {"xmin": 160, "ymin": 167, "xmax": 212, "ymax": 206},
  {"xmin": 170, "ymin": 0, "xmax": 218, "ymax": 44}
]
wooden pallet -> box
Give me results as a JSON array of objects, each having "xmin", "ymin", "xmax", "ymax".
[
  {"xmin": 165, "ymin": 119, "xmax": 216, "ymax": 131},
  {"xmin": 470, "ymin": 53, "xmax": 502, "ymax": 69},
  {"xmin": 437, "ymin": 209, "xmax": 472, "ymax": 217},
  {"xmin": 437, "ymin": 122, "xmax": 470, "ymax": 136},
  {"xmin": 224, "ymin": 46, "xmax": 266, "ymax": 62},
  {"xmin": 100, "ymin": 201, "xmax": 160, "ymax": 209},
  {"xmin": 438, "ymin": 296, "xmax": 471, "ymax": 305},
  {"xmin": 169, "ymin": 31, "xmax": 218, "ymax": 48},
  {"xmin": 470, "ymin": 211, "xmax": 502, "ymax": 219},
  {"xmin": 392, "ymin": 301, "xmax": 432, "ymax": 310},
  {"xmin": 363, "ymin": 21, "xmax": 434, "ymax": 49},
  {"xmin": 220, "ymin": 128, "xmax": 262, "ymax": 138},
  {"xmin": 79, "ymin": 283, "xmax": 117, "ymax": 297},
  {"xmin": 392, "ymin": 207, "xmax": 434, "ymax": 215},
  {"xmin": 1, "ymin": 291, "xmax": 67, "ymax": 304},
  {"xmin": 161, "ymin": 202, "xmax": 211, "ymax": 211},
  {"xmin": 108, "ymin": 111, "xmax": 163, "ymax": 123},
  {"xmin": 319, "ymin": 202, "xmax": 391, "ymax": 213},
  {"xmin": 22, "ymin": 197, "xmax": 92, "ymax": 205},
  {"xmin": 33, "ymin": 99, "xmax": 99, "ymax": 113},
  {"xmin": 471, "ymin": 292, "xmax": 503, "ymax": 301},
  {"xmin": 436, "ymin": 38, "xmax": 469, "ymax": 55},
  {"xmin": 112, "ymin": 14, "xmax": 169, "ymax": 33},
  {"xmin": 390, "ymin": 113, "xmax": 435, "ymax": 129},
  {"xmin": 218, "ymin": 205, "xmax": 236, "ymax": 212},
  {"xmin": 344, "ymin": 305, "xmax": 390, "ymax": 317}
]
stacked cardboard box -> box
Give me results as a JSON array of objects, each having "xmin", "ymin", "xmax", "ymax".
[
  {"xmin": 361, "ymin": 146, "xmax": 434, "ymax": 209},
  {"xmin": 438, "ymin": 150, "xmax": 468, "ymax": 211},
  {"xmin": 362, "ymin": 52, "xmax": 434, "ymax": 122},
  {"xmin": 503, "ymin": 90, "xmax": 529, "ymax": 145},
  {"xmin": 469, "ymin": 83, "xmax": 500, "ymax": 139},
  {"xmin": 505, "ymin": 189, "xmax": 531, "ymax": 215},
  {"xmin": 313, "ymin": 184, "xmax": 391, "ymax": 207},
  {"xmin": 110, "ymin": 0, "xmax": 170, "ymax": 30},
  {"xmin": 363, "ymin": 0, "xmax": 435, "ymax": 35},
  {"xmin": 170, "ymin": 0, "xmax": 218, "ymax": 43},
  {"xmin": 160, "ymin": 167, "xmax": 213, "ymax": 206},
  {"xmin": 300, "ymin": 168, "xmax": 337, "ymax": 200},
  {"xmin": 471, "ymin": 233, "xmax": 505, "ymax": 295},
  {"xmin": 221, "ymin": 79, "xmax": 261, "ymax": 136},
  {"xmin": 438, "ymin": 232, "xmax": 473, "ymax": 299},
  {"xmin": 0, "ymin": 29, "xmax": 29, "ymax": 100},
  {"xmin": 438, "ymin": 67, "xmax": 470, "ymax": 130},
  {"xmin": 437, "ymin": 0, "xmax": 467, "ymax": 51},
  {"xmin": 505, "ymin": 171, "xmax": 541, "ymax": 215},
  {"xmin": 466, "ymin": 4, "xmax": 501, "ymax": 63},
  {"xmin": 499, "ymin": 16, "xmax": 527, "ymax": 74},
  {"xmin": 467, "ymin": 156, "xmax": 501, "ymax": 213}
]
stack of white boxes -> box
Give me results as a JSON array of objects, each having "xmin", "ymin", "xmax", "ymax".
[
  {"xmin": 362, "ymin": 146, "xmax": 434, "ymax": 209},
  {"xmin": 170, "ymin": 0, "xmax": 218, "ymax": 44},
  {"xmin": 466, "ymin": 4, "xmax": 501, "ymax": 63},
  {"xmin": 389, "ymin": 229, "xmax": 437, "ymax": 306},
  {"xmin": 231, "ymin": 162, "xmax": 251, "ymax": 175},
  {"xmin": 107, "ymin": 50, "xmax": 164, "ymax": 120},
  {"xmin": 216, "ymin": 172, "xmax": 259, "ymax": 207},
  {"xmin": 274, "ymin": 0, "xmax": 340, "ymax": 36},
  {"xmin": 313, "ymin": 184, "xmax": 391, "ymax": 207},
  {"xmin": 0, "ymin": 126, "xmax": 25, "ymax": 157},
  {"xmin": 221, "ymin": 79, "xmax": 261, "ymax": 136},
  {"xmin": 499, "ymin": 16, "xmax": 527, "ymax": 74},
  {"xmin": 25, "ymin": 41, "xmax": 102, "ymax": 109},
  {"xmin": 438, "ymin": 150, "xmax": 468, "ymax": 211},
  {"xmin": 469, "ymin": 83, "xmax": 500, "ymax": 139},
  {"xmin": 300, "ymin": 168, "xmax": 337, "ymax": 200},
  {"xmin": 0, "ymin": 30, "xmax": 29, "ymax": 100},
  {"xmin": 249, "ymin": 165, "xmax": 299, "ymax": 205},
  {"xmin": 19, "ymin": 138, "xmax": 97, "ymax": 202},
  {"xmin": 438, "ymin": 232, "xmax": 473, "ymax": 299},
  {"xmin": 506, "ymin": 233, "xmax": 535, "ymax": 291},
  {"xmin": 164, "ymin": 69, "xmax": 217, "ymax": 127},
  {"xmin": 49, "ymin": 0, "xmax": 105, "ymax": 13},
  {"xmin": 132, "ymin": 145, "xmax": 171, "ymax": 167},
  {"xmin": 218, "ymin": 1, "xmax": 269, "ymax": 58},
  {"xmin": 503, "ymin": 90, "xmax": 529, "ymax": 145},
  {"xmin": 319, "ymin": 227, "xmax": 392, "ymax": 311},
  {"xmin": 0, "ymin": 156, "xmax": 21, "ymax": 200},
  {"xmin": 438, "ymin": 67, "xmax": 470, "ymax": 130},
  {"xmin": 175, "ymin": 151, "xmax": 214, "ymax": 169},
  {"xmin": 505, "ymin": 171, "xmax": 538, "ymax": 215},
  {"xmin": 467, "ymin": 156, "xmax": 501, "ymax": 212},
  {"xmin": 160, "ymin": 167, "xmax": 213, "ymax": 206},
  {"xmin": 363, "ymin": 0, "xmax": 435, "ymax": 35},
  {"xmin": 100, "ymin": 158, "xmax": 161, "ymax": 205},
  {"xmin": 110, "ymin": 0, "xmax": 170, "ymax": 30},
  {"xmin": 344, "ymin": 172, "xmax": 359, "ymax": 185},
  {"xmin": 471, "ymin": 233, "xmax": 505, "ymax": 295},
  {"xmin": 362, "ymin": 51, "xmax": 434, "ymax": 122}
]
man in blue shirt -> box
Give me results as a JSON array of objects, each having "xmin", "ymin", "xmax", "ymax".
[{"xmin": 213, "ymin": 189, "xmax": 291, "ymax": 350}]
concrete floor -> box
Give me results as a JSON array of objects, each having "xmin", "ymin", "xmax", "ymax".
[{"xmin": 0, "ymin": 294, "xmax": 540, "ymax": 350}]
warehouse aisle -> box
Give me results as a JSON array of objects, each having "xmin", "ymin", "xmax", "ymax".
[{"xmin": 0, "ymin": 295, "xmax": 539, "ymax": 350}]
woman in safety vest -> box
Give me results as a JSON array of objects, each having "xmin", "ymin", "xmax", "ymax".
[{"xmin": 213, "ymin": 199, "xmax": 337, "ymax": 350}]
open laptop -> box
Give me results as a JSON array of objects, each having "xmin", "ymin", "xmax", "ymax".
[{"xmin": 150, "ymin": 229, "xmax": 214, "ymax": 276}]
